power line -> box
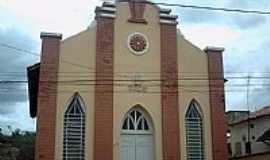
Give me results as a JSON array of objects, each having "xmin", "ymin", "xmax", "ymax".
[
  {"xmin": 2, "ymin": 42, "xmax": 270, "ymax": 79},
  {"xmin": 2, "ymin": 71, "xmax": 270, "ymax": 76},
  {"xmin": 2, "ymin": 72, "xmax": 270, "ymax": 81},
  {"xmin": 0, "ymin": 43, "xmax": 38, "ymax": 56},
  {"xmin": 147, "ymin": 2, "xmax": 270, "ymax": 15},
  {"xmin": 2, "ymin": 41, "xmax": 270, "ymax": 94},
  {"xmin": 2, "ymin": 87, "xmax": 270, "ymax": 94},
  {"xmin": 2, "ymin": 75, "xmax": 270, "ymax": 83},
  {"xmin": 2, "ymin": 79, "xmax": 270, "ymax": 91},
  {"xmin": 101, "ymin": 0, "xmax": 270, "ymax": 15},
  {"xmin": 0, "ymin": 76, "xmax": 269, "ymax": 83},
  {"xmin": 3, "ymin": 70, "xmax": 270, "ymax": 74},
  {"xmin": 0, "ymin": 42, "xmax": 95, "ymax": 71},
  {"xmin": 2, "ymin": 37, "xmax": 270, "ymax": 91}
]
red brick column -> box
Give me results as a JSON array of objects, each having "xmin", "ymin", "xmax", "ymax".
[
  {"xmin": 35, "ymin": 32, "xmax": 62, "ymax": 160},
  {"xmin": 205, "ymin": 47, "xmax": 228, "ymax": 160},
  {"xmin": 160, "ymin": 23, "xmax": 181, "ymax": 160},
  {"xmin": 94, "ymin": 16, "xmax": 114, "ymax": 160}
]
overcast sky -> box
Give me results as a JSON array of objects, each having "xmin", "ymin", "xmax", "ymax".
[{"xmin": 0, "ymin": 0, "xmax": 270, "ymax": 133}]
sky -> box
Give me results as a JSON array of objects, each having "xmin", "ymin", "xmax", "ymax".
[{"xmin": 0, "ymin": 0, "xmax": 270, "ymax": 133}]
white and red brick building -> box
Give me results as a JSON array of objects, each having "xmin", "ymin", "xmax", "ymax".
[{"xmin": 27, "ymin": 0, "xmax": 228, "ymax": 160}]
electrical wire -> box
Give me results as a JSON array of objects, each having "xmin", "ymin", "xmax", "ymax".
[
  {"xmin": 2, "ymin": 42, "xmax": 270, "ymax": 78},
  {"xmin": 147, "ymin": 1, "xmax": 270, "ymax": 15},
  {"xmin": 0, "ymin": 43, "xmax": 95, "ymax": 71},
  {"xmin": 2, "ymin": 42, "xmax": 270, "ymax": 96}
]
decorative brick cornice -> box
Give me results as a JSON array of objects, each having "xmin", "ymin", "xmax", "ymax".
[
  {"xmin": 95, "ymin": 2, "xmax": 116, "ymax": 19},
  {"xmin": 206, "ymin": 46, "xmax": 228, "ymax": 160},
  {"xmin": 103, "ymin": 1, "xmax": 116, "ymax": 8},
  {"xmin": 40, "ymin": 32, "xmax": 62, "ymax": 39},
  {"xmin": 160, "ymin": 8, "xmax": 171, "ymax": 14},
  {"xmin": 159, "ymin": 7, "xmax": 178, "ymax": 25},
  {"xmin": 204, "ymin": 46, "xmax": 225, "ymax": 53},
  {"xmin": 128, "ymin": 1, "xmax": 147, "ymax": 24}
]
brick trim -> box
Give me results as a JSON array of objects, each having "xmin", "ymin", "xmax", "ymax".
[
  {"xmin": 35, "ymin": 33, "xmax": 62, "ymax": 160},
  {"xmin": 206, "ymin": 48, "xmax": 228, "ymax": 160},
  {"xmin": 94, "ymin": 17, "xmax": 114, "ymax": 160},
  {"xmin": 160, "ymin": 23, "xmax": 181, "ymax": 160},
  {"xmin": 128, "ymin": 1, "xmax": 147, "ymax": 24}
]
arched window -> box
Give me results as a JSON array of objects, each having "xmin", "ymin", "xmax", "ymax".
[
  {"xmin": 121, "ymin": 107, "xmax": 151, "ymax": 133},
  {"xmin": 185, "ymin": 100, "xmax": 204, "ymax": 160},
  {"xmin": 63, "ymin": 93, "xmax": 85, "ymax": 160}
]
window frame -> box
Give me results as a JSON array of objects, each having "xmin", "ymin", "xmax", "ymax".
[
  {"xmin": 121, "ymin": 106, "xmax": 153, "ymax": 135},
  {"xmin": 63, "ymin": 93, "xmax": 86, "ymax": 160},
  {"xmin": 185, "ymin": 100, "xmax": 204, "ymax": 160}
]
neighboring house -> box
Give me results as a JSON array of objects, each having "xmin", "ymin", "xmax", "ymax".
[
  {"xmin": 227, "ymin": 106, "xmax": 270, "ymax": 159},
  {"xmin": 27, "ymin": 0, "xmax": 228, "ymax": 160},
  {"xmin": 227, "ymin": 110, "xmax": 249, "ymax": 125}
]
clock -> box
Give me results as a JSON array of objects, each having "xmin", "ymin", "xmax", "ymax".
[{"xmin": 127, "ymin": 33, "xmax": 149, "ymax": 55}]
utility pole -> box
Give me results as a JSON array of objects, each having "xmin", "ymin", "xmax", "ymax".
[{"xmin": 246, "ymin": 75, "xmax": 251, "ymax": 154}]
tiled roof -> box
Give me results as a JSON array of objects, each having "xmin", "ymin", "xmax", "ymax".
[
  {"xmin": 229, "ymin": 106, "xmax": 270, "ymax": 126},
  {"xmin": 248, "ymin": 106, "xmax": 270, "ymax": 119}
]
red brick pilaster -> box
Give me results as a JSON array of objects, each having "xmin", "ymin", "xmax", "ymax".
[
  {"xmin": 205, "ymin": 47, "xmax": 228, "ymax": 160},
  {"xmin": 128, "ymin": 1, "xmax": 147, "ymax": 23},
  {"xmin": 94, "ymin": 16, "xmax": 114, "ymax": 160},
  {"xmin": 36, "ymin": 32, "xmax": 62, "ymax": 160},
  {"xmin": 160, "ymin": 23, "xmax": 181, "ymax": 160}
]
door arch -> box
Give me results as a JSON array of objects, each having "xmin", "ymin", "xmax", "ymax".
[{"xmin": 120, "ymin": 106, "xmax": 154, "ymax": 160}]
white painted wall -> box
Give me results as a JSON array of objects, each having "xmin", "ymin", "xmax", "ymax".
[{"xmin": 229, "ymin": 116, "xmax": 270, "ymax": 157}]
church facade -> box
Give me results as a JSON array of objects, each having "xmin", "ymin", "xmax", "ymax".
[{"xmin": 27, "ymin": 1, "xmax": 228, "ymax": 160}]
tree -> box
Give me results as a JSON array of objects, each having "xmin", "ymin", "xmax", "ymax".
[
  {"xmin": 0, "ymin": 128, "xmax": 35, "ymax": 160},
  {"xmin": 11, "ymin": 130, "xmax": 35, "ymax": 160}
]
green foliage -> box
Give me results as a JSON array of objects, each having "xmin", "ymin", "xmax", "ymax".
[{"xmin": 0, "ymin": 128, "xmax": 35, "ymax": 160}]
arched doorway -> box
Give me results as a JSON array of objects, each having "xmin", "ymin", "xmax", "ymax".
[{"xmin": 120, "ymin": 106, "xmax": 154, "ymax": 160}]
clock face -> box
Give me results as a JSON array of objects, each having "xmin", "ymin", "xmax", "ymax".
[{"xmin": 128, "ymin": 33, "xmax": 149, "ymax": 55}]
